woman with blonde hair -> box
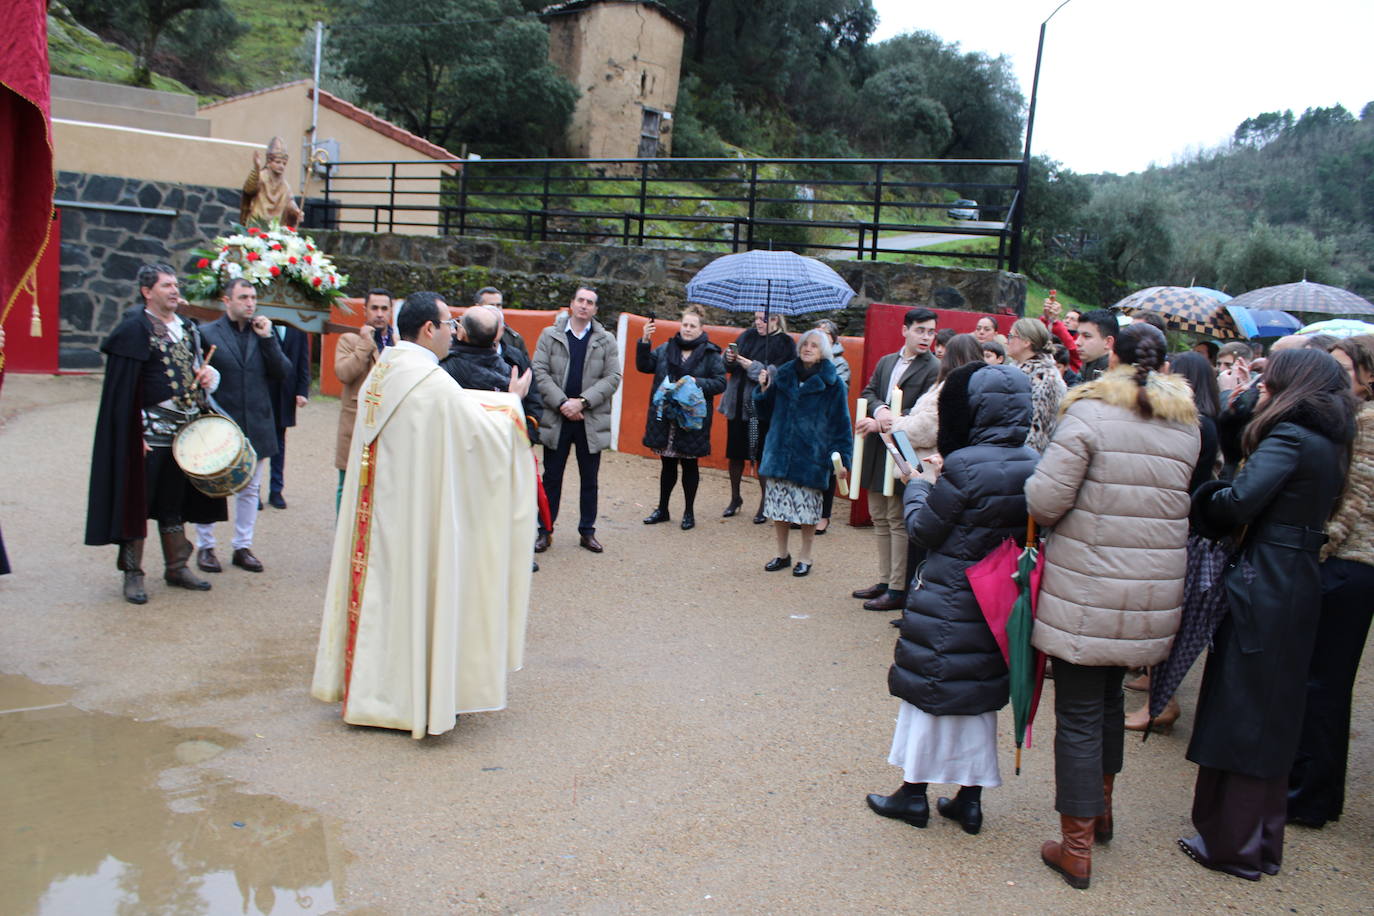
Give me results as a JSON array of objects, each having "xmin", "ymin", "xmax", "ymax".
[
  {"xmin": 636, "ymin": 304, "xmax": 727, "ymax": 530},
  {"xmin": 1005, "ymin": 317, "xmax": 1068, "ymax": 452}
]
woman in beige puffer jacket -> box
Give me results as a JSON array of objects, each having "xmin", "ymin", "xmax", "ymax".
[{"xmin": 1024, "ymin": 322, "xmax": 1200, "ymax": 890}]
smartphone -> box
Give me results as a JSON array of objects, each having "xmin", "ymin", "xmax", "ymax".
[{"xmin": 892, "ymin": 430, "xmax": 923, "ymax": 474}]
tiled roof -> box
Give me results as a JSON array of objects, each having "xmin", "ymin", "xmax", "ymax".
[
  {"xmin": 539, "ymin": 0, "xmax": 690, "ymax": 32},
  {"xmin": 200, "ymin": 81, "xmax": 460, "ymax": 165}
]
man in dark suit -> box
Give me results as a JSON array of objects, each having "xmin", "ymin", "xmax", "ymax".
[
  {"xmin": 851, "ymin": 306, "xmax": 940, "ymax": 612},
  {"xmin": 266, "ymin": 324, "xmax": 311, "ymax": 509},
  {"xmin": 194, "ymin": 278, "xmax": 292, "ymax": 573}
]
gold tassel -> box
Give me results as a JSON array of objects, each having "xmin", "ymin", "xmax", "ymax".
[{"xmin": 30, "ymin": 300, "xmax": 42, "ymax": 337}]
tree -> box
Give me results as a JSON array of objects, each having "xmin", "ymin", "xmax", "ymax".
[
  {"xmin": 1217, "ymin": 222, "xmax": 1340, "ymax": 292},
  {"xmin": 66, "ymin": 0, "xmax": 239, "ymax": 88},
  {"xmin": 329, "ymin": 0, "xmax": 578, "ymax": 155}
]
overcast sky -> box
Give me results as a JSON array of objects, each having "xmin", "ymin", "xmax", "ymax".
[{"xmin": 869, "ymin": 0, "xmax": 1374, "ymax": 175}]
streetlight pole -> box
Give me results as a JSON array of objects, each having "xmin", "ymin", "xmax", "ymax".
[{"xmin": 1009, "ymin": 0, "xmax": 1072, "ymax": 274}]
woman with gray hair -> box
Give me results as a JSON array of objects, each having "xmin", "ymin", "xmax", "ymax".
[
  {"xmin": 753, "ymin": 328, "xmax": 852, "ymax": 576},
  {"xmin": 1006, "ymin": 317, "xmax": 1068, "ymax": 452}
]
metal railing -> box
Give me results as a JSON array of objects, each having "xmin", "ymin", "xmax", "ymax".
[{"xmin": 315, "ymin": 156, "xmax": 1025, "ymax": 269}]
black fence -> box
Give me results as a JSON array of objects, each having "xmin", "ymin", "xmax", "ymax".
[{"xmin": 315, "ymin": 156, "xmax": 1025, "ymax": 270}]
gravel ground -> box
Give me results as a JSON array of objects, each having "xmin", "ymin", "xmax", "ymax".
[{"xmin": 1, "ymin": 373, "xmax": 1370, "ymax": 914}]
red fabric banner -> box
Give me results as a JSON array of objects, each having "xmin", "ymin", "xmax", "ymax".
[{"xmin": 0, "ymin": 0, "xmax": 55, "ymax": 385}]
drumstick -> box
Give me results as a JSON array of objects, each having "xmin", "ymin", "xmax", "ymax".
[
  {"xmin": 882, "ymin": 389, "xmax": 903, "ymax": 497},
  {"xmin": 831, "ymin": 451, "xmax": 848, "ymax": 498},
  {"xmin": 849, "ymin": 398, "xmax": 867, "ymax": 501}
]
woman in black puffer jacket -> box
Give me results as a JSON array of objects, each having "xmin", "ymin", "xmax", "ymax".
[{"xmin": 865, "ymin": 362, "xmax": 1040, "ymax": 835}]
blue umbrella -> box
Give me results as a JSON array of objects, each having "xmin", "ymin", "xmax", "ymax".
[
  {"xmin": 685, "ymin": 250, "xmax": 856, "ymax": 322},
  {"xmin": 1225, "ymin": 306, "xmax": 1302, "ymax": 338},
  {"xmin": 1242, "ymin": 308, "xmax": 1303, "ymax": 337},
  {"xmin": 1298, "ymin": 318, "xmax": 1374, "ymax": 338}
]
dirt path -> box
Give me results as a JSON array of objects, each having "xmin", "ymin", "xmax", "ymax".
[{"xmin": 1, "ymin": 374, "xmax": 1369, "ymax": 914}]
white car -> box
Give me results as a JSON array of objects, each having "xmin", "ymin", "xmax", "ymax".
[{"xmin": 947, "ymin": 199, "xmax": 979, "ymax": 220}]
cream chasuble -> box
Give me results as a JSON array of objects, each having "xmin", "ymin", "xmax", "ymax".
[{"xmin": 312, "ymin": 345, "xmax": 536, "ymax": 738}]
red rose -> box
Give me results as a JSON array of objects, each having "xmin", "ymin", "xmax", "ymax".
[
  {"xmin": 247, "ymin": 227, "xmax": 260, "ymax": 235},
  {"xmin": 304, "ymin": 255, "xmax": 312, "ymax": 264},
  {"xmin": 269, "ymin": 266, "xmax": 281, "ymax": 276},
  {"xmin": 288, "ymin": 256, "xmax": 297, "ymax": 264},
  {"xmin": 307, "ymin": 244, "xmax": 315, "ymax": 251},
  {"xmin": 271, "ymin": 243, "xmax": 283, "ymax": 251},
  {"xmin": 312, "ymin": 277, "xmax": 322, "ymax": 287},
  {"xmin": 197, "ymin": 258, "xmax": 210, "ymax": 268},
  {"xmin": 246, "ymin": 252, "xmax": 261, "ymax": 261}
]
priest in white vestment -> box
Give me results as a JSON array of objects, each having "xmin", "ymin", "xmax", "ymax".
[{"xmin": 312, "ymin": 291, "xmax": 536, "ymax": 738}]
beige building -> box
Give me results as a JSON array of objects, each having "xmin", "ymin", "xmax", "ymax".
[
  {"xmin": 200, "ymin": 81, "xmax": 459, "ymax": 235},
  {"xmin": 541, "ymin": 0, "xmax": 687, "ymax": 160},
  {"xmin": 50, "ymin": 76, "xmax": 459, "ymax": 237}
]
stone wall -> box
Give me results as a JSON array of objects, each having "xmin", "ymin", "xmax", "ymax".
[
  {"xmin": 55, "ymin": 170, "xmax": 239, "ymax": 368},
  {"xmin": 55, "ymin": 171, "xmax": 1025, "ymax": 366},
  {"xmin": 313, "ymin": 231, "xmax": 1026, "ymax": 336}
]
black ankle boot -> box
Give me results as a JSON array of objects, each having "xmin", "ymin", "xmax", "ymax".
[
  {"xmin": 866, "ymin": 782, "xmax": 929, "ymax": 828},
  {"xmin": 937, "ymin": 788, "xmax": 984, "ymax": 835},
  {"xmin": 643, "ymin": 507, "xmax": 671, "ymax": 524}
]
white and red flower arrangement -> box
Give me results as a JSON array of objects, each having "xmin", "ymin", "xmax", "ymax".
[{"xmin": 184, "ymin": 222, "xmax": 349, "ymax": 307}]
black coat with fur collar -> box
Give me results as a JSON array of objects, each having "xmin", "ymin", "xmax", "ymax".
[
  {"xmin": 889, "ymin": 363, "xmax": 1040, "ymax": 716},
  {"xmin": 1188, "ymin": 406, "xmax": 1352, "ymax": 779}
]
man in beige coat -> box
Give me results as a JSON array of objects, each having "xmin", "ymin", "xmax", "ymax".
[
  {"xmin": 333, "ymin": 289, "xmax": 393, "ymax": 509},
  {"xmin": 531, "ymin": 286, "xmax": 621, "ymax": 554}
]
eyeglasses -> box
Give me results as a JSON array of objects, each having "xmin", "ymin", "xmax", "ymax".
[{"xmin": 441, "ymin": 319, "xmax": 458, "ymax": 331}]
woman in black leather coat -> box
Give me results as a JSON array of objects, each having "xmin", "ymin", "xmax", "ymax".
[{"xmin": 1181, "ymin": 348, "xmax": 1357, "ymax": 881}]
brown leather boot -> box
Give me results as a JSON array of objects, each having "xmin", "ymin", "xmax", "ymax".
[
  {"xmin": 1096, "ymin": 774, "xmax": 1115, "ymax": 844},
  {"xmin": 117, "ymin": 540, "xmax": 147, "ymax": 605},
  {"xmin": 161, "ymin": 527, "xmax": 211, "ymax": 591},
  {"xmin": 1041, "ymin": 814, "xmax": 1094, "ymax": 889}
]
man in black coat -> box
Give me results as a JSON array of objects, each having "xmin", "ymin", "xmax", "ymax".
[
  {"xmin": 84, "ymin": 263, "xmax": 225, "ymax": 604},
  {"xmin": 266, "ymin": 324, "xmax": 311, "ymax": 509},
  {"xmin": 193, "ymin": 278, "xmax": 291, "ymax": 574},
  {"xmin": 441, "ymin": 304, "xmax": 539, "ymax": 440},
  {"xmin": 851, "ymin": 307, "xmax": 940, "ymax": 612}
]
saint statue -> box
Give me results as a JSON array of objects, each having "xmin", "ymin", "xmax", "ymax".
[{"xmin": 240, "ymin": 136, "xmax": 303, "ymax": 229}]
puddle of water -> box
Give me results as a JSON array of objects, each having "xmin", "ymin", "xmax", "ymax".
[{"xmin": 0, "ymin": 674, "xmax": 348, "ymax": 915}]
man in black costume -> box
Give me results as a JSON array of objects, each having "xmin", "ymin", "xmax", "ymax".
[{"xmin": 85, "ymin": 263, "xmax": 225, "ymax": 604}]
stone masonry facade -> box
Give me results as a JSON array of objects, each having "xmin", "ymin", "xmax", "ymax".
[
  {"xmin": 56, "ymin": 170, "xmax": 240, "ymax": 368},
  {"xmin": 313, "ymin": 231, "xmax": 1026, "ymax": 337},
  {"xmin": 56, "ymin": 170, "xmax": 1025, "ymax": 367}
]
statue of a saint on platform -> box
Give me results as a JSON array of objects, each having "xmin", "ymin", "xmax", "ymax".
[{"xmin": 240, "ymin": 136, "xmax": 303, "ymax": 229}]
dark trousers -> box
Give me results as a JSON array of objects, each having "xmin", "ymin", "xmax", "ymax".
[
  {"xmin": 541, "ymin": 421, "xmax": 600, "ymax": 535},
  {"xmin": 1288, "ymin": 557, "xmax": 1374, "ymax": 824},
  {"xmin": 269, "ymin": 425, "xmax": 287, "ymax": 497},
  {"xmin": 1051, "ymin": 660, "xmax": 1125, "ymax": 816},
  {"xmin": 1189, "ymin": 765, "xmax": 1286, "ymax": 878}
]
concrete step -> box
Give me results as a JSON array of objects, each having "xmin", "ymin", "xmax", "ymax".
[
  {"xmin": 52, "ymin": 97, "xmax": 212, "ymax": 137},
  {"xmin": 50, "ymin": 75, "xmax": 198, "ymax": 116}
]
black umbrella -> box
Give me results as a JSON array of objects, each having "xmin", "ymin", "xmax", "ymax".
[{"xmin": 1144, "ymin": 533, "xmax": 1233, "ymax": 737}]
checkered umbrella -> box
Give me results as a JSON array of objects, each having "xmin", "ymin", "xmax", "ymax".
[
  {"xmin": 1112, "ymin": 286, "xmax": 1245, "ymax": 340},
  {"xmin": 1226, "ymin": 280, "xmax": 1374, "ymax": 317},
  {"xmin": 685, "ymin": 250, "xmax": 856, "ymax": 320}
]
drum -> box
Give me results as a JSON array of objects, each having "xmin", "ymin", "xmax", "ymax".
[{"xmin": 172, "ymin": 413, "xmax": 258, "ymax": 498}]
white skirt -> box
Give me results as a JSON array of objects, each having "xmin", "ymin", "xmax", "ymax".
[{"xmin": 886, "ymin": 701, "xmax": 1002, "ymax": 788}]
